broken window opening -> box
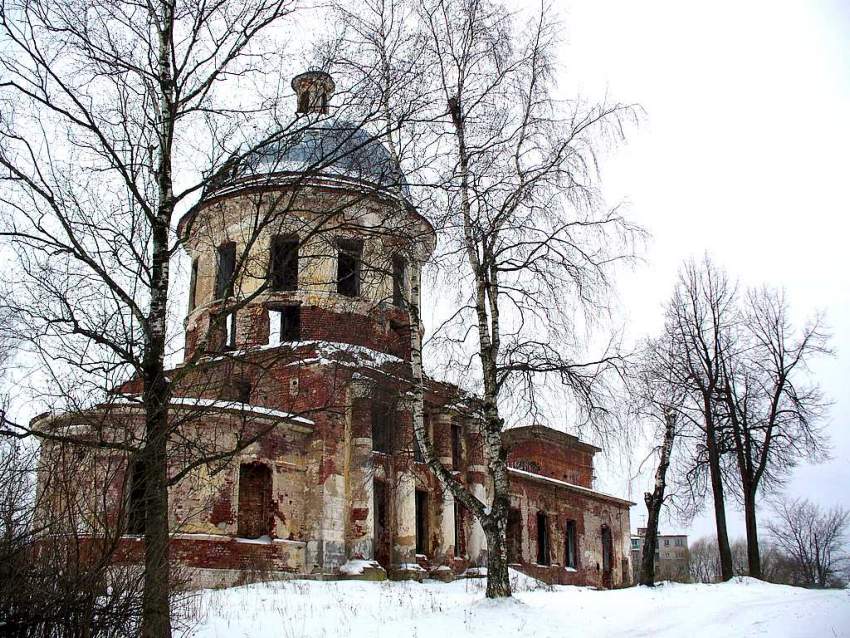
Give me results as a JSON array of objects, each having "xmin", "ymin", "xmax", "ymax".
[
  {"xmin": 237, "ymin": 463, "xmax": 272, "ymax": 539},
  {"xmin": 415, "ymin": 490, "xmax": 429, "ymax": 556},
  {"xmin": 536, "ymin": 511, "xmax": 550, "ymax": 565},
  {"xmin": 565, "ymin": 519, "xmax": 577, "ymax": 568},
  {"xmin": 237, "ymin": 378, "xmax": 252, "ymax": 404},
  {"xmin": 268, "ymin": 306, "xmax": 301, "ymax": 345},
  {"xmin": 269, "ymin": 236, "xmax": 299, "ymax": 291},
  {"xmin": 188, "ymin": 258, "xmax": 199, "ymax": 312},
  {"xmin": 454, "ymin": 500, "xmax": 465, "ymax": 556},
  {"xmin": 337, "ymin": 239, "xmax": 363, "ymax": 297},
  {"xmin": 215, "ymin": 242, "xmax": 236, "ymax": 300},
  {"xmin": 371, "ymin": 401, "xmax": 391, "ymax": 454},
  {"xmin": 392, "ymin": 254, "xmax": 407, "ymax": 306},
  {"xmin": 451, "ymin": 424, "xmax": 463, "ymax": 469}
]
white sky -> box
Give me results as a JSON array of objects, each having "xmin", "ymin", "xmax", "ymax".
[{"xmin": 548, "ymin": 0, "xmax": 850, "ymax": 539}]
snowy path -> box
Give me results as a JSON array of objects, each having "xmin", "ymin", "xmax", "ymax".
[{"xmin": 185, "ymin": 572, "xmax": 850, "ymax": 638}]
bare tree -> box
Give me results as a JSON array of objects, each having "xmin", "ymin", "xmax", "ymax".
[
  {"xmin": 719, "ymin": 287, "xmax": 830, "ymax": 578},
  {"xmin": 405, "ymin": 0, "xmax": 641, "ymax": 597},
  {"xmin": 0, "ymin": 1, "xmax": 397, "ymax": 634},
  {"xmin": 766, "ymin": 497, "xmax": 849, "ymax": 588},
  {"xmin": 631, "ymin": 337, "xmax": 682, "ymax": 586},
  {"xmin": 662, "ymin": 257, "xmax": 737, "ymax": 581}
]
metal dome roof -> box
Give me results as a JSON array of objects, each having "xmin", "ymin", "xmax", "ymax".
[{"xmin": 230, "ymin": 117, "xmax": 410, "ymax": 197}]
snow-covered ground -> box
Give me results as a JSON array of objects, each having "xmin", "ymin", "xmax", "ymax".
[{"xmin": 184, "ymin": 570, "xmax": 850, "ymax": 638}]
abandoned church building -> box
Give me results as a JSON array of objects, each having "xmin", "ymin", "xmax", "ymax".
[{"xmin": 34, "ymin": 71, "xmax": 634, "ymax": 589}]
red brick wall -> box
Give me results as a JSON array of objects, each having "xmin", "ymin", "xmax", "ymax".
[{"xmin": 507, "ymin": 439, "xmax": 594, "ymax": 488}]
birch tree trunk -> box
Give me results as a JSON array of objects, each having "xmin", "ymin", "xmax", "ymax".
[{"xmin": 639, "ymin": 411, "xmax": 676, "ymax": 586}]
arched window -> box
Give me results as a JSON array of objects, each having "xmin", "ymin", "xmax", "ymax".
[{"xmin": 237, "ymin": 463, "xmax": 272, "ymax": 538}]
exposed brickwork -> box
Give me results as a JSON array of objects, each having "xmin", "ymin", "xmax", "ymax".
[{"xmin": 38, "ymin": 165, "xmax": 634, "ymax": 589}]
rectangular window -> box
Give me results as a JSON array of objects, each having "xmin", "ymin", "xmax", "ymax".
[
  {"xmin": 413, "ymin": 435, "xmax": 424, "ymax": 463},
  {"xmin": 337, "ymin": 239, "xmax": 363, "ymax": 297},
  {"xmin": 664, "ymin": 538, "xmax": 670, "ymax": 547},
  {"xmin": 392, "ymin": 254, "xmax": 407, "ymax": 306},
  {"xmin": 211, "ymin": 311, "xmax": 236, "ymax": 352},
  {"xmin": 268, "ymin": 306, "xmax": 301, "ymax": 345},
  {"xmin": 631, "ymin": 538, "xmax": 640, "ymax": 550},
  {"xmin": 269, "ymin": 236, "xmax": 299, "ymax": 291},
  {"xmin": 126, "ymin": 456, "xmax": 146, "ymax": 535},
  {"xmin": 372, "ymin": 402, "xmax": 391, "ymax": 453},
  {"xmin": 415, "ymin": 490, "xmax": 429, "ymax": 555},
  {"xmin": 215, "ymin": 242, "xmax": 236, "ymax": 299},
  {"xmin": 565, "ymin": 520, "xmax": 577, "ymax": 568},
  {"xmin": 536, "ymin": 511, "xmax": 550, "ymax": 565},
  {"xmin": 451, "ymin": 424, "xmax": 462, "ymax": 469},
  {"xmin": 188, "ymin": 258, "xmax": 199, "ymax": 312},
  {"xmin": 454, "ymin": 500, "xmax": 464, "ymax": 555}
]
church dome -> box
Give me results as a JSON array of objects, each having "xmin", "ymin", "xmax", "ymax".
[
  {"xmin": 235, "ymin": 118, "xmax": 410, "ymax": 197},
  {"xmin": 205, "ymin": 71, "xmax": 410, "ymax": 200}
]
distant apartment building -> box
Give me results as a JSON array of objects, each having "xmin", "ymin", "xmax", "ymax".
[{"xmin": 630, "ymin": 528, "xmax": 690, "ymax": 582}]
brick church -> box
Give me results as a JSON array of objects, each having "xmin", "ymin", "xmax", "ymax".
[{"xmin": 35, "ymin": 71, "xmax": 633, "ymax": 589}]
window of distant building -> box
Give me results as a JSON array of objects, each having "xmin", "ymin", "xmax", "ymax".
[{"xmin": 631, "ymin": 538, "xmax": 640, "ymax": 550}]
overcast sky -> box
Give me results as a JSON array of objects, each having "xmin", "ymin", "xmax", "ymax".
[{"xmin": 545, "ymin": 0, "xmax": 850, "ymax": 539}]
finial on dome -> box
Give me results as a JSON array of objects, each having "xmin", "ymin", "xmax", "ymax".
[{"xmin": 291, "ymin": 70, "xmax": 335, "ymax": 115}]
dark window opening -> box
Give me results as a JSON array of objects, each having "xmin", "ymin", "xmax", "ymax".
[
  {"xmin": 372, "ymin": 402, "xmax": 391, "ymax": 453},
  {"xmin": 337, "ymin": 239, "xmax": 362, "ymax": 297},
  {"xmin": 269, "ymin": 236, "xmax": 299, "ymax": 291},
  {"xmin": 215, "ymin": 242, "xmax": 236, "ymax": 300},
  {"xmin": 126, "ymin": 457, "xmax": 146, "ymax": 535},
  {"xmin": 392, "ymin": 255, "xmax": 407, "ymax": 306},
  {"xmin": 507, "ymin": 508, "xmax": 522, "ymax": 563},
  {"xmin": 297, "ymin": 92, "xmax": 310, "ymax": 114},
  {"xmin": 415, "ymin": 490, "xmax": 429, "ymax": 555},
  {"xmin": 451, "ymin": 424, "xmax": 463, "ymax": 469},
  {"xmin": 373, "ymin": 480, "xmax": 389, "ymax": 567},
  {"xmin": 237, "ymin": 378, "xmax": 252, "ymax": 404},
  {"xmin": 237, "ymin": 463, "xmax": 272, "ymax": 539},
  {"xmin": 536, "ymin": 511, "xmax": 550, "ymax": 565},
  {"xmin": 453, "ymin": 501, "xmax": 464, "ymax": 556},
  {"xmin": 280, "ymin": 306, "xmax": 301, "ymax": 342},
  {"xmin": 209, "ymin": 311, "xmax": 236, "ymax": 352},
  {"xmin": 565, "ymin": 519, "xmax": 577, "ymax": 568},
  {"xmin": 188, "ymin": 258, "xmax": 199, "ymax": 312}
]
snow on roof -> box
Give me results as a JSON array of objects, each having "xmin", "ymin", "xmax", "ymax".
[
  {"xmin": 111, "ymin": 396, "xmax": 314, "ymax": 427},
  {"xmin": 507, "ymin": 467, "xmax": 635, "ymax": 507}
]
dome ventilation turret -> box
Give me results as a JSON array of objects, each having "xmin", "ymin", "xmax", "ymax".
[{"xmin": 291, "ymin": 70, "xmax": 335, "ymax": 115}]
